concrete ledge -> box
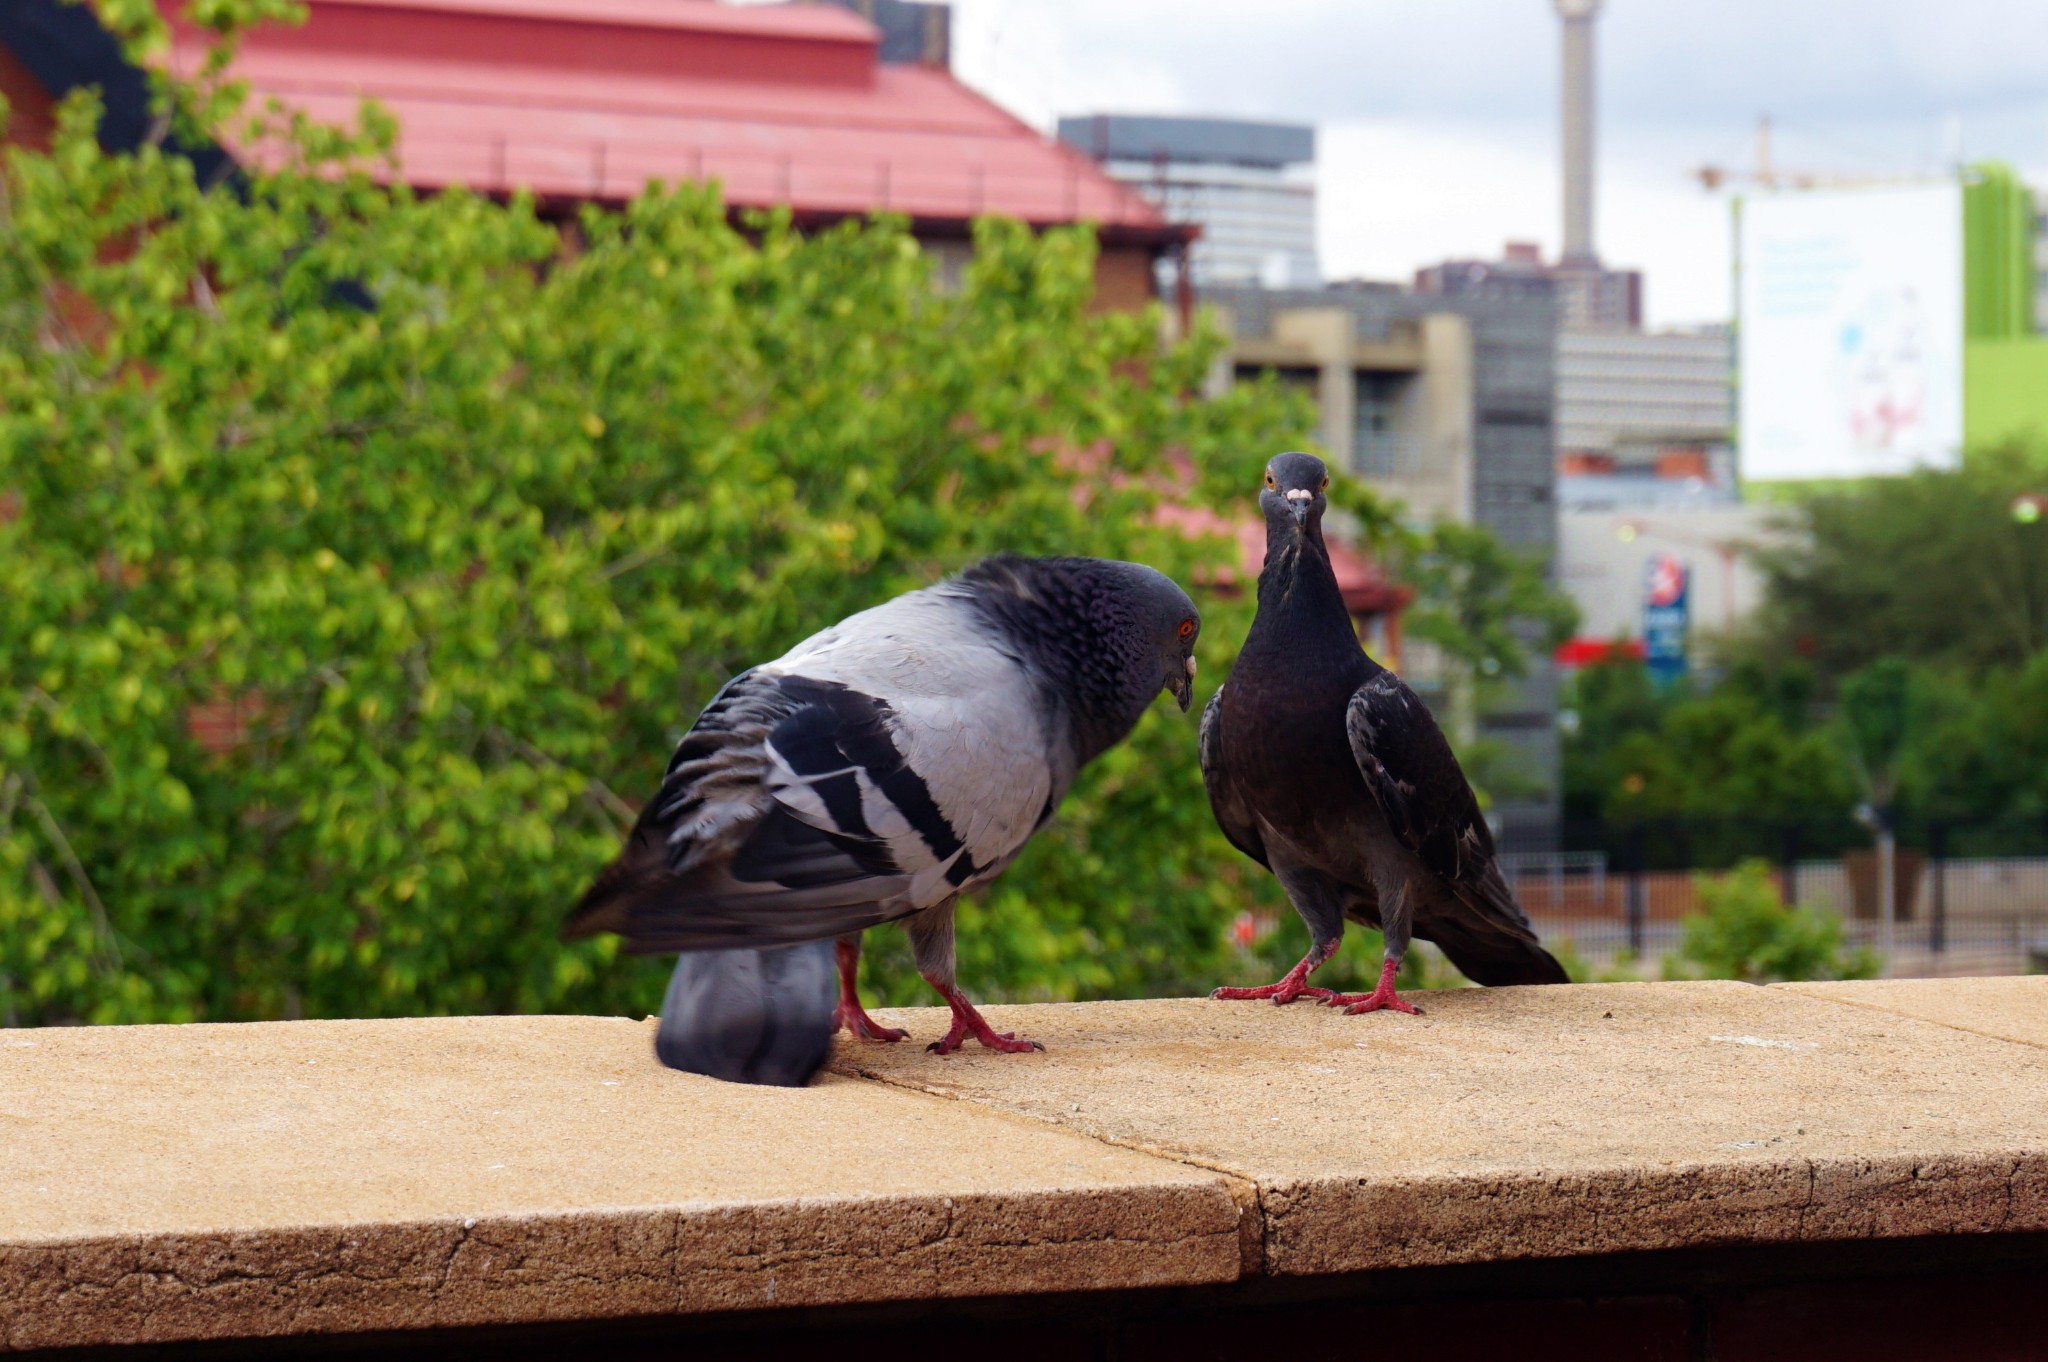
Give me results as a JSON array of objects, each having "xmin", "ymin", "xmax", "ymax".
[
  {"xmin": 1776, "ymin": 975, "xmax": 2048, "ymax": 1050},
  {"xmin": 835, "ymin": 983, "xmax": 2048, "ymax": 1276},
  {"xmin": 0, "ymin": 1016, "xmax": 1243, "ymax": 1352},
  {"xmin": 3, "ymin": 980, "xmax": 2046, "ymax": 1353}
]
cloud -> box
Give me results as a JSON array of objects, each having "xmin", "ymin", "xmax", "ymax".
[
  {"xmin": 957, "ymin": 0, "xmax": 2048, "ymax": 128},
  {"xmin": 951, "ymin": 0, "xmax": 2048, "ymax": 327}
]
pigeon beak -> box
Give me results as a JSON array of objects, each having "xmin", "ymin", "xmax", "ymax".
[
  {"xmin": 1287, "ymin": 498, "xmax": 1311, "ymax": 527},
  {"xmin": 1166, "ymin": 668, "xmax": 1193, "ymax": 713}
]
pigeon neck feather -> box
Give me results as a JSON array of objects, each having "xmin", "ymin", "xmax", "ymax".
[
  {"xmin": 952, "ymin": 557, "xmax": 1163, "ymax": 767},
  {"xmin": 1251, "ymin": 518, "xmax": 1368, "ymax": 669}
]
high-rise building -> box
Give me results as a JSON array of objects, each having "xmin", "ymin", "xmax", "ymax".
[
  {"xmin": 1057, "ymin": 114, "xmax": 1318, "ymax": 290},
  {"xmin": 820, "ymin": 0, "xmax": 951, "ymax": 67}
]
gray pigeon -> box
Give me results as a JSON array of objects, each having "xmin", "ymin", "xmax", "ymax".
[
  {"xmin": 1201, "ymin": 452, "xmax": 1567, "ymax": 1015},
  {"xmin": 566, "ymin": 555, "xmax": 1202, "ymax": 1084}
]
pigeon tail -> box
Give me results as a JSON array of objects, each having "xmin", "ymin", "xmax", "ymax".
[
  {"xmin": 1424, "ymin": 920, "xmax": 1572, "ymax": 987},
  {"xmin": 653, "ymin": 940, "xmax": 837, "ymax": 1087}
]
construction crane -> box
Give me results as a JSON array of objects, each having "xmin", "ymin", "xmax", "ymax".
[{"xmin": 1692, "ymin": 116, "xmax": 1897, "ymax": 193}]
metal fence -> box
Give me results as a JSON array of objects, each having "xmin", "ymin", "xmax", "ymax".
[{"xmin": 1500, "ymin": 817, "xmax": 2048, "ymax": 977}]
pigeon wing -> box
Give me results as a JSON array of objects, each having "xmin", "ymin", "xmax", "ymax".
[
  {"xmin": 1199, "ymin": 686, "xmax": 1268, "ymax": 869},
  {"xmin": 1344, "ymin": 672, "xmax": 1566, "ymax": 985},
  {"xmin": 567, "ymin": 637, "xmax": 1056, "ymax": 954},
  {"xmin": 1343, "ymin": 672, "xmax": 1493, "ymax": 884},
  {"xmin": 565, "ymin": 670, "xmax": 916, "ymax": 951}
]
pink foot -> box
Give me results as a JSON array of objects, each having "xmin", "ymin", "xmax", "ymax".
[
  {"xmin": 923, "ymin": 977, "xmax": 1043, "ymax": 1055},
  {"xmin": 835, "ymin": 1001, "xmax": 910, "ymax": 1042},
  {"xmin": 834, "ymin": 938, "xmax": 908, "ymax": 1042},
  {"xmin": 1327, "ymin": 957, "xmax": 1424, "ymax": 1016},
  {"xmin": 1210, "ymin": 940, "xmax": 1339, "ymax": 1006}
]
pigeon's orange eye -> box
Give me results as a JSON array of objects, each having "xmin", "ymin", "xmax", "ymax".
[
  {"xmin": 1178, "ymin": 618, "xmax": 1196, "ymax": 640},
  {"xmin": 1263, "ymin": 472, "xmax": 1276, "ymax": 489},
  {"xmin": 1319, "ymin": 476, "xmax": 1330, "ymax": 491}
]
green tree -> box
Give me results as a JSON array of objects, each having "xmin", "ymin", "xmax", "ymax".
[
  {"xmin": 1754, "ymin": 444, "xmax": 2048, "ymax": 679},
  {"xmin": 1565, "ymin": 657, "xmax": 1856, "ymax": 828},
  {"xmin": 1896, "ymin": 651, "xmax": 2048, "ymax": 824},
  {"xmin": 0, "ymin": 26, "xmax": 1572, "ymax": 1023}
]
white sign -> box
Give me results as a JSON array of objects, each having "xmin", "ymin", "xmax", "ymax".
[{"xmin": 1738, "ymin": 182, "xmax": 1964, "ymax": 480}]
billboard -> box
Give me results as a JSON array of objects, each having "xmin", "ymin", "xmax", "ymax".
[{"xmin": 1738, "ymin": 182, "xmax": 1964, "ymax": 480}]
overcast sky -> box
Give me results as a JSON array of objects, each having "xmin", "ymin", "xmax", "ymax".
[{"xmin": 948, "ymin": 0, "xmax": 2048, "ymax": 329}]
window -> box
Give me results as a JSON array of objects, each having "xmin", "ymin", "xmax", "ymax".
[{"xmin": 1353, "ymin": 370, "xmax": 1416, "ymax": 477}]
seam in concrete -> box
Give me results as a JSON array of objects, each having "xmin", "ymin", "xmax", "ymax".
[
  {"xmin": 831, "ymin": 1054, "xmax": 1269, "ymax": 1276},
  {"xmin": 1766, "ymin": 986, "xmax": 2048, "ymax": 1053}
]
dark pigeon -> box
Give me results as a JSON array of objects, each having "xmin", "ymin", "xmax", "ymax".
[
  {"xmin": 566, "ymin": 555, "xmax": 1202, "ymax": 1084},
  {"xmin": 1201, "ymin": 452, "xmax": 1568, "ymax": 1015}
]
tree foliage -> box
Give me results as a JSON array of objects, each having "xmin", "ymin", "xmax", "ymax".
[
  {"xmin": 0, "ymin": 42, "xmax": 1571, "ymax": 1023},
  {"xmin": 1566, "ymin": 442, "xmax": 2048, "ymax": 838},
  {"xmin": 1562, "ymin": 654, "xmax": 1855, "ymax": 827},
  {"xmin": 1753, "ymin": 445, "xmax": 2048, "ymax": 678}
]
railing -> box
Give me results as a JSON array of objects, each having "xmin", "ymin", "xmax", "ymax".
[
  {"xmin": 382, "ymin": 128, "xmax": 1172, "ymax": 227},
  {"xmin": 1506, "ymin": 816, "xmax": 2048, "ymax": 975}
]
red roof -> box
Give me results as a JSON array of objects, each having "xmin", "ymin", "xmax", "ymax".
[
  {"xmin": 1153, "ymin": 501, "xmax": 1412, "ymax": 618},
  {"xmin": 163, "ymin": 0, "xmax": 1183, "ymax": 239}
]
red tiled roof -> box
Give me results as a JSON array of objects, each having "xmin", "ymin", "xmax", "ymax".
[{"xmin": 163, "ymin": 0, "xmax": 1183, "ymax": 238}]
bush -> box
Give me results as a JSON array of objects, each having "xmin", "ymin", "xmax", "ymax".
[{"xmin": 1665, "ymin": 861, "xmax": 1879, "ymax": 984}]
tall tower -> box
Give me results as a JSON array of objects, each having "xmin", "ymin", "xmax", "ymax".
[{"xmin": 1555, "ymin": 0, "xmax": 1601, "ymax": 265}]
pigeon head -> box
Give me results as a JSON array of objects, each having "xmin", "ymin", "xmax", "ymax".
[
  {"xmin": 1114, "ymin": 560, "xmax": 1203, "ymax": 715},
  {"xmin": 1260, "ymin": 451, "xmax": 1330, "ymax": 534},
  {"xmin": 952, "ymin": 556, "xmax": 1202, "ymax": 761}
]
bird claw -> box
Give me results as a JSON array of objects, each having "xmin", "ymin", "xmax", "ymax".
[
  {"xmin": 834, "ymin": 1004, "xmax": 911, "ymax": 1043},
  {"xmin": 920, "ymin": 980, "xmax": 1044, "ymax": 1055},
  {"xmin": 1327, "ymin": 980, "xmax": 1424, "ymax": 1015}
]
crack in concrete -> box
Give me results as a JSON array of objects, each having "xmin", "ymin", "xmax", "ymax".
[
  {"xmin": 831, "ymin": 1054, "xmax": 1267, "ymax": 1274},
  {"xmin": 1773, "ymin": 988, "xmax": 2048, "ymax": 1053}
]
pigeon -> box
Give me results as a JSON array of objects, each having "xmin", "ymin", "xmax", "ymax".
[
  {"xmin": 1200, "ymin": 452, "xmax": 1568, "ymax": 1015},
  {"xmin": 565, "ymin": 554, "xmax": 1202, "ymax": 1084}
]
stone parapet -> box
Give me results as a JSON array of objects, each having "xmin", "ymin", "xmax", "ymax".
[{"xmin": 4, "ymin": 978, "xmax": 2046, "ymax": 1354}]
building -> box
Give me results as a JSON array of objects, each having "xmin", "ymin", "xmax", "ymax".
[
  {"xmin": 1556, "ymin": 505, "xmax": 1784, "ymax": 653},
  {"xmin": 1419, "ymin": 244, "xmax": 1641, "ymax": 333},
  {"xmin": 1057, "ymin": 114, "xmax": 1318, "ymax": 291},
  {"xmin": 823, "ymin": 0, "xmax": 950, "ymax": 67},
  {"xmin": 2037, "ymin": 185, "xmax": 2048, "ymax": 335},
  {"xmin": 0, "ymin": 0, "xmax": 1192, "ymax": 311},
  {"xmin": 1416, "ymin": 5, "xmax": 1642, "ymax": 333},
  {"xmin": 1206, "ymin": 282, "xmax": 1564, "ymax": 852},
  {"xmin": 1556, "ymin": 327, "xmax": 1734, "ymax": 488}
]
